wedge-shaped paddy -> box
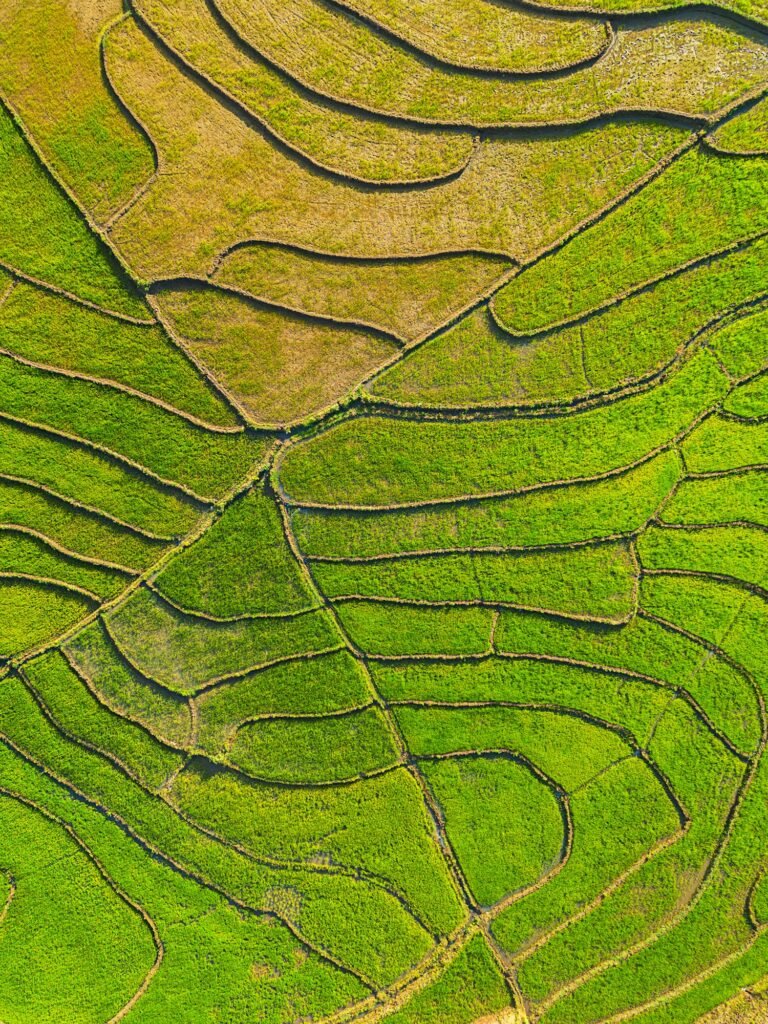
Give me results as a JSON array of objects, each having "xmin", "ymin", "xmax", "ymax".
[
  {"xmin": 230, "ymin": 707, "xmax": 399, "ymax": 782},
  {"xmin": 23, "ymin": 650, "xmax": 183, "ymax": 790},
  {"xmin": 683, "ymin": 413, "xmax": 768, "ymax": 472},
  {"xmin": 0, "ymin": 794, "xmax": 155, "ymax": 1024},
  {"xmin": 195, "ymin": 651, "xmax": 372, "ymax": 754},
  {"xmin": 640, "ymin": 523, "xmax": 768, "ymax": 592},
  {"xmin": 292, "ymin": 451, "xmax": 680, "ymax": 558},
  {"xmin": 214, "ymin": 245, "xmax": 512, "ymax": 342},
  {"xmin": 0, "ymin": 530, "xmax": 130, "ymax": 600},
  {"xmin": 375, "ymin": 658, "xmax": 675, "ymax": 750},
  {"xmin": 724, "ymin": 370, "xmax": 768, "ymax": 417},
  {"xmin": 536, "ymin": 703, "xmax": 760, "ymax": 1023},
  {"xmin": 379, "ymin": 234, "xmax": 768, "ymax": 407},
  {"xmin": 0, "ymin": 102, "xmax": 146, "ymax": 317},
  {"xmin": 336, "ymin": 601, "xmax": 494, "ymax": 657},
  {"xmin": 396, "ymin": 706, "xmax": 629, "ymax": 790},
  {"xmin": 661, "ymin": 469, "xmax": 768, "ymax": 527},
  {"xmin": 708, "ymin": 303, "xmax": 768, "ymax": 377},
  {"xmin": 0, "ymin": 418, "xmax": 202, "ymax": 538},
  {"xmin": 495, "ymin": 604, "xmax": 761, "ymax": 754},
  {"xmin": 170, "ymin": 759, "xmax": 465, "ymax": 940},
  {"xmin": 516, "ymin": 698, "xmax": 745, "ymax": 1010},
  {"xmin": 0, "ymin": 679, "xmax": 438, "ymax": 987},
  {"xmin": 0, "ymin": 736, "xmax": 367, "ymax": 1024},
  {"xmin": 0, "ymin": 579, "xmax": 93, "ymax": 659},
  {"xmin": 422, "ymin": 754, "xmax": 566, "ymax": 907},
  {"xmin": 0, "ymin": 0, "xmax": 154, "ymax": 220},
  {"xmin": 154, "ymin": 485, "xmax": 315, "ymax": 618},
  {"xmin": 132, "ymin": 0, "xmax": 474, "ymax": 185},
  {"xmin": 214, "ymin": 1, "xmax": 768, "ymax": 126},
  {"xmin": 278, "ymin": 349, "xmax": 728, "ymax": 507},
  {"xmin": 333, "ymin": 0, "xmax": 609, "ymax": 72},
  {"xmin": 381, "ymin": 932, "xmax": 511, "ymax": 1024},
  {"xmin": 0, "ymin": 478, "xmax": 166, "ymax": 572},
  {"xmin": 0, "ymin": 283, "xmax": 238, "ymax": 427},
  {"xmin": 0, "ymin": 355, "xmax": 267, "ymax": 500},
  {"xmin": 105, "ymin": 587, "xmax": 342, "ymax": 692},
  {"xmin": 107, "ymin": 19, "xmax": 690, "ymax": 273},
  {"xmin": 64, "ymin": 619, "xmax": 192, "ymax": 748},
  {"xmin": 312, "ymin": 542, "xmax": 638, "ymax": 623},
  {"xmin": 492, "ymin": 148, "xmax": 768, "ymax": 335},
  {"xmin": 493, "ymin": 757, "xmax": 682, "ymax": 959},
  {"xmin": 710, "ymin": 93, "xmax": 768, "ymax": 153},
  {"xmin": 153, "ymin": 283, "xmax": 397, "ymax": 427}
]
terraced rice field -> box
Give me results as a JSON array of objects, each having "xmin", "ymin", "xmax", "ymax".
[{"xmin": 0, "ymin": 0, "xmax": 767, "ymax": 1021}]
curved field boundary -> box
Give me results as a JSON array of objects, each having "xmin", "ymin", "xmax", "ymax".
[
  {"xmin": 205, "ymin": 2, "xmax": 768, "ymax": 129},
  {"xmin": 151, "ymin": 276, "xmax": 403, "ymax": 346},
  {"xmin": 0, "ymin": 472, "xmax": 174, "ymax": 543},
  {"xmin": 0, "ymin": 89, "xmax": 149, "ymax": 316},
  {"xmin": 0, "ymin": 257, "xmax": 152, "ymax": 326},
  {"xmin": 145, "ymin": 578, "xmax": 321, "ymax": 623},
  {"xmin": 99, "ymin": 12, "xmax": 162, "ymax": 232},
  {"xmin": 513, "ymin": 0, "xmax": 768, "ymax": 36},
  {"xmin": 0, "ymin": 869, "xmax": 14, "ymax": 925},
  {"xmin": 0, "ymin": 571, "xmax": 102, "ymax": 605},
  {"xmin": 0, "ymin": 785, "xmax": 164, "ymax": 1022},
  {"xmin": 61, "ymin": 647, "xmax": 193, "ymax": 752},
  {"xmin": 532, "ymin": 609, "xmax": 766, "ymax": 1017},
  {"xmin": 145, "ymin": 292, "xmax": 260, "ymax": 428},
  {"xmin": 0, "ymin": 523, "xmax": 139, "ymax": 576},
  {"xmin": 0, "ymin": 726, "xmax": 374, "ymax": 993},
  {"xmin": 0, "ymin": 409, "xmax": 213, "ymax": 507},
  {"xmin": 413, "ymin": 747, "xmax": 574, "ymax": 915},
  {"xmin": 0, "ymin": 342, "xmax": 245, "ymax": 435},
  {"xmin": 489, "ymin": 226, "xmax": 768, "ymax": 339},
  {"xmin": 319, "ymin": 0, "xmax": 615, "ymax": 76},
  {"xmin": 130, "ymin": 0, "xmax": 478, "ymax": 191},
  {"xmin": 272, "ymin": 406, "xmax": 716, "ymax": 514}
]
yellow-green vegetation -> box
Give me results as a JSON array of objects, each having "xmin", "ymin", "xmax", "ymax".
[
  {"xmin": 0, "ymin": 283, "xmax": 238, "ymax": 427},
  {"xmin": 0, "ymin": 102, "xmax": 147, "ymax": 316},
  {"xmin": 214, "ymin": 244, "xmax": 513, "ymax": 341},
  {"xmin": 710, "ymin": 93, "xmax": 768, "ymax": 152},
  {"xmin": 337, "ymin": 0, "xmax": 609, "ymax": 72},
  {"xmin": 492, "ymin": 147, "xmax": 768, "ymax": 335},
  {"xmin": 421, "ymin": 755, "xmax": 566, "ymax": 906},
  {"xmin": 0, "ymin": 0, "xmax": 154, "ymax": 220},
  {"xmin": 104, "ymin": 587, "xmax": 342, "ymax": 692},
  {"xmin": 131, "ymin": 0, "xmax": 475, "ymax": 185},
  {"xmin": 215, "ymin": 0, "xmax": 768, "ymax": 125},
  {"xmin": 5, "ymin": 0, "xmax": 768, "ymax": 1019},
  {"xmin": 376, "ymin": 233, "xmax": 768, "ymax": 406},
  {"xmin": 229, "ymin": 707, "xmax": 399, "ymax": 782},
  {"xmin": 107, "ymin": 17, "xmax": 691, "ymax": 274},
  {"xmin": 153, "ymin": 484, "xmax": 316, "ymax": 617},
  {"xmin": 153, "ymin": 282, "xmax": 398, "ymax": 426},
  {"xmin": 278, "ymin": 349, "xmax": 728, "ymax": 506},
  {"xmin": 312, "ymin": 541, "xmax": 639, "ymax": 622}
]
